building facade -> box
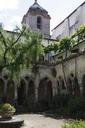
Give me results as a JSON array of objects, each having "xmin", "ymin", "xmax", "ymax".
[
  {"xmin": 1, "ymin": 1, "xmax": 85, "ymax": 111},
  {"xmin": 51, "ymin": 2, "xmax": 85, "ymax": 40}
]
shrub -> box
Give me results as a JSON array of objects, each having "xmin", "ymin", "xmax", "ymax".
[
  {"xmin": 62, "ymin": 120, "xmax": 85, "ymax": 128},
  {"xmin": 0, "ymin": 103, "xmax": 16, "ymax": 112},
  {"xmin": 68, "ymin": 97, "xmax": 85, "ymax": 115},
  {"xmin": 52, "ymin": 94, "xmax": 70, "ymax": 108}
]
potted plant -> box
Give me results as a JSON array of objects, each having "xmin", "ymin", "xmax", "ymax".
[{"xmin": 0, "ymin": 103, "xmax": 16, "ymax": 119}]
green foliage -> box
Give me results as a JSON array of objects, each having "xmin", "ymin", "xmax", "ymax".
[
  {"xmin": 52, "ymin": 94, "xmax": 70, "ymax": 108},
  {"xmin": 59, "ymin": 37, "xmax": 72, "ymax": 52},
  {"xmin": 0, "ymin": 26, "xmax": 43, "ymax": 80},
  {"xmin": 44, "ymin": 24, "xmax": 85, "ymax": 56},
  {"xmin": 44, "ymin": 37, "xmax": 76, "ymax": 57},
  {"xmin": 68, "ymin": 96, "xmax": 85, "ymax": 114},
  {"xmin": 62, "ymin": 120, "xmax": 85, "ymax": 128},
  {"xmin": 49, "ymin": 96, "xmax": 85, "ymax": 118},
  {"xmin": 0, "ymin": 103, "xmax": 16, "ymax": 112},
  {"xmin": 72, "ymin": 24, "xmax": 85, "ymax": 42},
  {"xmin": 44, "ymin": 42, "xmax": 59, "ymax": 54},
  {"xmin": 23, "ymin": 27, "xmax": 43, "ymax": 63}
]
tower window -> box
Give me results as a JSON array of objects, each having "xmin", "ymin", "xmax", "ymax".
[{"xmin": 37, "ymin": 16, "xmax": 42, "ymax": 29}]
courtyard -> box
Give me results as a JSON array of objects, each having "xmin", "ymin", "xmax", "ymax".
[{"xmin": 15, "ymin": 114, "xmax": 65, "ymax": 128}]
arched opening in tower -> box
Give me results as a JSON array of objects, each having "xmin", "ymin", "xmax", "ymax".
[
  {"xmin": 17, "ymin": 80, "xmax": 26, "ymax": 105},
  {"xmin": 37, "ymin": 16, "xmax": 42, "ymax": 30},
  {"xmin": 38, "ymin": 78, "xmax": 52, "ymax": 108}
]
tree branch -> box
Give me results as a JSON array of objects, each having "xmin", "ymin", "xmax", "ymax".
[
  {"xmin": 0, "ymin": 31, "xmax": 7, "ymax": 47},
  {"xmin": 2, "ymin": 27, "xmax": 26, "ymax": 65},
  {"xmin": 11, "ymin": 27, "xmax": 26, "ymax": 47}
]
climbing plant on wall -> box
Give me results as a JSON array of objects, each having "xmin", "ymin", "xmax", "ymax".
[
  {"xmin": 44, "ymin": 24, "xmax": 85, "ymax": 58},
  {"xmin": 71, "ymin": 24, "xmax": 85, "ymax": 42}
]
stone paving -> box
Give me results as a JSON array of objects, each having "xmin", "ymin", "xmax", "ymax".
[{"xmin": 15, "ymin": 114, "xmax": 65, "ymax": 128}]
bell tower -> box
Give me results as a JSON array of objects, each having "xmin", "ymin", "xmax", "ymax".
[{"xmin": 22, "ymin": 0, "xmax": 51, "ymax": 38}]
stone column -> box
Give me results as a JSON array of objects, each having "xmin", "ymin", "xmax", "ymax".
[
  {"xmin": 34, "ymin": 74, "xmax": 40, "ymax": 103},
  {"xmin": 4, "ymin": 79, "xmax": 7, "ymax": 98},
  {"xmin": 52, "ymin": 79, "xmax": 57, "ymax": 96},
  {"xmin": 25, "ymin": 80, "xmax": 29, "ymax": 98},
  {"xmin": 14, "ymin": 81, "xmax": 18, "ymax": 101},
  {"xmin": 35, "ymin": 87, "xmax": 38, "ymax": 103}
]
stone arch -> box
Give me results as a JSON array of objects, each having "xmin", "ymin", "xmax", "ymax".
[
  {"xmin": 17, "ymin": 79, "xmax": 26, "ymax": 105},
  {"xmin": 27, "ymin": 79, "xmax": 35, "ymax": 106},
  {"xmin": 3, "ymin": 74, "xmax": 9, "ymax": 80},
  {"xmin": 24, "ymin": 75, "xmax": 30, "ymax": 81},
  {"xmin": 7, "ymin": 80, "xmax": 15, "ymax": 103},
  {"xmin": 38, "ymin": 77, "xmax": 52, "ymax": 107},
  {"xmin": 0, "ymin": 78, "xmax": 4, "ymax": 102}
]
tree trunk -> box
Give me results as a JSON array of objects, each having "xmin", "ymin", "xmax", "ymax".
[
  {"xmin": 61, "ymin": 60, "xmax": 67, "ymax": 91},
  {"xmin": 65, "ymin": 50, "xmax": 67, "ymax": 59}
]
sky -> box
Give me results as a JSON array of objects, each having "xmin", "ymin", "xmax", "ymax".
[{"xmin": 0, "ymin": 0, "xmax": 85, "ymax": 31}]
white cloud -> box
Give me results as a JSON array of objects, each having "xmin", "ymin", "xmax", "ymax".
[
  {"xmin": 10, "ymin": 16, "xmax": 22, "ymax": 24},
  {"xmin": 4, "ymin": 15, "xmax": 22, "ymax": 30},
  {"xmin": 0, "ymin": 0, "xmax": 19, "ymax": 11},
  {"xmin": 4, "ymin": 24, "xmax": 14, "ymax": 31}
]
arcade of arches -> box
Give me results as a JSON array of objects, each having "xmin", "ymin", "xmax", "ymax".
[
  {"xmin": 17, "ymin": 77, "xmax": 53, "ymax": 109},
  {"xmin": 0, "ymin": 71, "xmax": 85, "ymax": 110}
]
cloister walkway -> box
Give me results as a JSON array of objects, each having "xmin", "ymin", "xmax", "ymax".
[{"xmin": 15, "ymin": 114, "xmax": 65, "ymax": 128}]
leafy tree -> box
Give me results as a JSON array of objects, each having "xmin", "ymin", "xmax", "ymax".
[
  {"xmin": 44, "ymin": 42, "xmax": 59, "ymax": 54},
  {"xmin": 23, "ymin": 27, "xmax": 43, "ymax": 63},
  {"xmin": 53, "ymin": 43, "xmax": 59, "ymax": 53},
  {"xmin": 59, "ymin": 37, "xmax": 75, "ymax": 58},
  {"xmin": 0, "ymin": 26, "xmax": 43, "ymax": 80}
]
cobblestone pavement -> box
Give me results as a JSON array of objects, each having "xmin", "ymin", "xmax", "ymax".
[{"xmin": 15, "ymin": 114, "xmax": 65, "ymax": 128}]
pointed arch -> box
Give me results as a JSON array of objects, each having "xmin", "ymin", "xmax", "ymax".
[
  {"xmin": 7, "ymin": 80, "xmax": 15, "ymax": 103},
  {"xmin": 38, "ymin": 77, "xmax": 52, "ymax": 106},
  {"xmin": 17, "ymin": 79, "xmax": 26, "ymax": 105},
  {"xmin": 27, "ymin": 79, "xmax": 35, "ymax": 106}
]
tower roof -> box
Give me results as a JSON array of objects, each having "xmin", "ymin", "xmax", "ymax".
[
  {"xmin": 29, "ymin": 1, "xmax": 47, "ymax": 12},
  {"xmin": 22, "ymin": 0, "xmax": 51, "ymax": 24},
  {"xmin": 28, "ymin": 0, "xmax": 51, "ymax": 19}
]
